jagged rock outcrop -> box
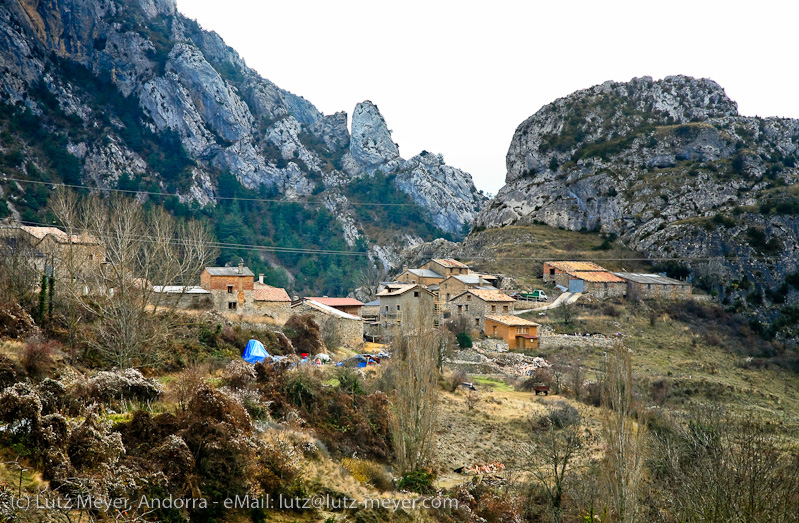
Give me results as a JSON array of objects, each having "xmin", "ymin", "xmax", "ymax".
[{"xmin": 477, "ymin": 75, "xmax": 799, "ymax": 337}]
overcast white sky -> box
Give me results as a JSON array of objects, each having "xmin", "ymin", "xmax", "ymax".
[{"xmin": 178, "ymin": 0, "xmax": 798, "ymax": 195}]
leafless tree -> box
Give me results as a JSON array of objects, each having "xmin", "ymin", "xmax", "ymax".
[
  {"xmin": 601, "ymin": 341, "xmax": 647, "ymax": 523},
  {"xmin": 521, "ymin": 401, "xmax": 585, "ymax": 523},
  {"xmin": 53, "ymin": 193, "xmax": 217, "ymax": 367},
  {"xmin": 387, "ymin": 315, "xmax": 443, "ymax": 475},
  {"xmin": 0, "ymin": 229, "xmax": 40, "ymax": 308}
]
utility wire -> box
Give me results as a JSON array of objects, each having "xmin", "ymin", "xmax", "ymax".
[{"xmin": 1, "ymin": 176, "xmax": 424, "ymax": 207}]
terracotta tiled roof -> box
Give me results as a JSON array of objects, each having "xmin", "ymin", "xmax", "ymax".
[
  {"xmin": 253, "ymin": 283, "xmax": 290, "ymax": 302},
  {"xmin": 16, "ymin": 225, "xmax": 98, "ymax": 245},
  {"xmin": 432, "ymin": 258, "xmax": 469, "ymax": 268},
  {"xmin": 485, "ymin": 315, "xmax": 540, "ymax": 326},
  {"xmin": 571, "ymin": 271, "xmax": 626, "ymax": 283},
  {"xmin": 306, "ymin": 297, "xmax": 364, "ymax": 307},
  {"xmin": 458, "ymin": 289, "xmax": 515, "ymax": 302},
  {"xmin": 546, "ymin": 261, "xmax": 608, "ymax": 272},
  {"xmin": 376, "ymin": 284, "xmax": 418, "ymax": 297}
]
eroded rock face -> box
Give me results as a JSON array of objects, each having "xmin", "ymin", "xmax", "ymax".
[
  {"xmin": 476, "ymin": 75, "xmax": 799, "ymax": 323},
  {"xmin": 0, "ymin": 0, "xmax": 488, "ymax": 265}
]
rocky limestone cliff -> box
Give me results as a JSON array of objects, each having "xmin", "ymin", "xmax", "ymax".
[
  {"xmin": 0, "ymin": 0, "xmax": 488, "ymax": 280},
  {"xmin": 477, "ymin": 75, "xmax": 799, "ymax": 340}
]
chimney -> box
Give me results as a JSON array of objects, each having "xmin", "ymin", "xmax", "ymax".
[
  {"xmin": 258, "ymin": 273, "xmax": 264, "ymax": 284},
  {"xmin": 237, "ymin": 258, "xmax": 244, "ymax": 274},
  {"xmin": 402, "ymin": 264, "xmax": 408, "ymax": 273},
  {"xmin": 479, "ymin": 275, "xmax": 484, "ymax": 285}
]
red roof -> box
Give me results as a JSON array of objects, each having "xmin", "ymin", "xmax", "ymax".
[
  {"xmin": 305, "ymin": 297, "xmax": 364, "ymax": 307},
  {"xmin": 253, "ymin": 283, "xmax": 290, "ymax": 302}
]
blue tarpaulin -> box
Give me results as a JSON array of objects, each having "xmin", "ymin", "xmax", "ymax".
[{"xmin": 242, "ymin": 339, "xmax": 269, "ymax": 364}]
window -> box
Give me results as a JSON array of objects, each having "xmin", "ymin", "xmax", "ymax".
[
  {"xmin": 412, "ymin": 280, "xmax": 416, "ymax": 284},
  {"xmin": 466, "ymin": 294, "xmax": 471, "ymax": 301},
  {"xmin": 88, "ymin": 254, "xmax": 94, "ymax": 261},
  {"xmin": 385, "ymin": 306, "xmax": 389, "ymax": 312},
  {"xmin": 227, "ymin": 285, "xmax": 234, "ymax": 294},
  {"xmin": 446, "ymin": 293, "xmax": 450, "ymax": 300},
  {"xmin": 475, "ymin": 318, "xmax": 479, "ymax": 325},
  {"xmin": 503, "ymin": 305, "xmax": 509, "ymax": 312},
  {"xmin": 492, "ymin": 326, "xmax": 497, "ymax": 335},
  {"xmin": 491, "ymin": 305, "xmax": 496, "ymax": 312},
  {"xmin": 397, "ymin": 304, "xmax": 401, "ymax": 311},
  {"xmin": 465, "ymin": 304, "xmax": 469, "ymax": 311},
  {"xmin": 550, "ymin": 268, "xmax": 555, "ymax": 276},
  {"xmin": 228, "ymin": 302, "xmax": 237, "ymax": 310},
  {"xmin": 414, "ymin": 291, "xmax": 419, "ymax": 297},
  {"xmin": 457, "ymin": 305, "xmax": 462, "ymax": 312}
]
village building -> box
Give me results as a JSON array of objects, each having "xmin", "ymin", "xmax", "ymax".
[
  {"xmin": 396, "ymin": 267, "xmax": 445, "ymax": 287},
  {"xmin": 438, "ymin": 273, "xmax": 498, "ymax": 301},
  {"xmin": 253, "ymin": 281, "xmax": 292, "ymax": 323},
  {"xmin": 376, "ymin": 283, "xmax": 436, "ymax": 331},
  {"xmin": 305, "ymin": 297, "xmax": 364, "ymax": 317},
  {"xmin": 542, "ymin": 261, "xmax": 627, "ymax": 298},
  {"xmin": 291, "ymin": 298, "xmax": 364, "ymax": 349},
  {"xmin": 421, "ymin": 258, "xmax": 471, "ymax": 278},
  {"xmin": 613, "ymin": 272, "xmax": 693, "ymax": 299},
  {"xmin": 446, "ymin": 289, "xmax": 516, "ymax": 331},
  {"xmin": 542, "ymin": 261, "xmax": 609, "ymax": 286},
  {"xmin": 151, "ymin": 285, "xmax": 212, "ymax": 309},
  {"xmin": 485, "ymin": 315, "xmax": 541, "ymax": 350},
  {"xmin": 200, "ymin": 263, "xmax": 255, "ymax": 313},
  {"xmin": 0, "ymin": 225, "xmax": 104, "ymax": 278}
]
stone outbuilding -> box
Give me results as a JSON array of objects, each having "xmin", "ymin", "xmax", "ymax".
[
  {"xmin": 305, "ymin": 297, "xmax": 364, "ymax": 317},
  {"xmin": 569, "ymin": 271, "xmax": 627, "ymax": 298},
  {"xmin": 542, "ymin": 261, "xmax": 609, "ymax": 287},
  {"xmin": 291, "ymin": 298, "xmax": 364, "ymax": 349},
  {"xmin": 253, "ymin": 282, "xmax": 292, "ymax": 323},
  {"xmin": 485, "ymin": 315, "xmax": 541, "ymax": 350},
  {"xmin": 446, "ymin": 289, "xmax": 516, "ymax": 331},
  {"xmin": 396, "ymin": 267, "xmax": 445, "ymax": 287},
  {"xmin": 151, "ymin": 285, "xmax": 212, "ymax": 309},
  {"xmin": 0, "ymin": 225, "xmax": 105, "ymax": 279},
  {"xmin": 613, "ymin": 272, "xmax": 693, "ymax": 299}
]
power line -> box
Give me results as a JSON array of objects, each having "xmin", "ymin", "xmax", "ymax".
[{"xmin": 1, "ymin": 176, "xmax": 423, "ymax": 207}]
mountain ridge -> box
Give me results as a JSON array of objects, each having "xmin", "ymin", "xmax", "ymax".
[{"xmin": 475, "ymin": 74, "xmax": 799, "ymax": 342}]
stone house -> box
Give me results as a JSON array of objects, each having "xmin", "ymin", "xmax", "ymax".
[
  {"xmin": 200, "ymin": 264, "xmax": 255, "ymax": 313},
  {"xmin": 253, "ymin": 282, "xmax": 292, "ymax": 323},
  {"xmin": 438, "ymin": 274, "xmax": 498, "ymax": 302},
  {"xmin": 446, "ymin": 289, "xmax": 516, "ymax": 331},
  {"xmin": 396, "ymin": 267, "xmax": 445, "ymax": 287},
  {"xmin": 485, "ymin": 315, "xmax": 541, "ymax": 350},
  {"xmin": 305, "ymin": 297, "xmax": 364, "ymax": 317},
  {"xmin": 421, "ymin": 258, "xmax": 470, "ymax": 278},
  {"xmin": 376, "ymin": 283, "xmax": 436, "ymax": 332},
  {"xmin": 570, "ymin": 271, "xmax": 627, "ymax": 298},
  {"xmin": 292, "ymin": 298, "xmax": 364, "ymax": 349},
  {"xmin": 613, "ymin": 272, "xmax": 693, "ymax": 299},
  {"xmin": 542, "ymin": 261, "xmax": 609, "ymax": 287},
  {"xmin": 0, "ymin": 225, "xmax": 105, "ymax": 278}
]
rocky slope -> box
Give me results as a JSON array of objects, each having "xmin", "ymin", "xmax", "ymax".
[
  {"xmin": 0, "ymin": 0, "xmax": 486, "ymax": 268},
  {"xmin": 476, "ymin": 75, "xmax": 799, "ymax": 340}
]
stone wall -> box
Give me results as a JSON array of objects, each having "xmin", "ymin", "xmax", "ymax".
[{"xmin": 252, "ymin": 301, "xmax": 292, "ymax": 324}]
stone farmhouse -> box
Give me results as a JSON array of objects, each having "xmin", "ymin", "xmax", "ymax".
[
  {"xmin": 447, "ymin": 289, "xmax": 516, "ymax": 330},
  {"xmin": 200, "ymin": 264, "xmax": 255, "ymax": 313},
  {"xmin": 542, "ymin": 261, "xmax": 626, "ymax": 298},
  {"xmin": 0, "ymin": 225, "xmax": 104, "ymax": 278},
  {"xmin": 376, "ymin": 283, "xmax": 436, "ymax": 332}
]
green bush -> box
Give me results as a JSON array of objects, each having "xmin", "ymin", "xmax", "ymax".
[
  {"xmin": 397, "ymin": 469, "xmax": 435, "ymax": 494},
  {"xmin": 456, "ymin": 332, "xmax": 472, "ymax": 349}
]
